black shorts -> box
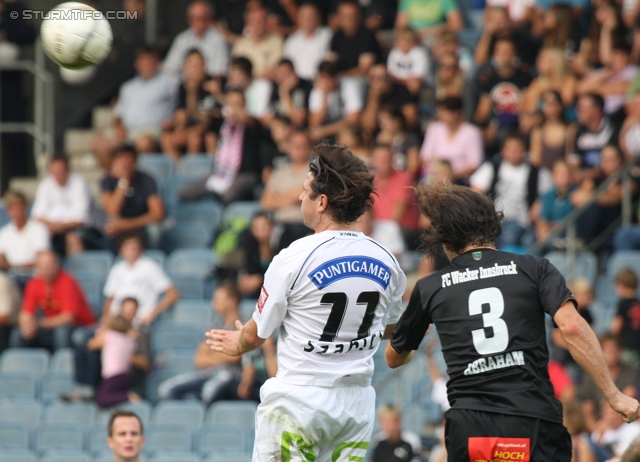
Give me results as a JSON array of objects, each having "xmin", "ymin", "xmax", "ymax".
[{"xmin": 445, "ymin": 409, "xmax": 572, "ymax": 462}]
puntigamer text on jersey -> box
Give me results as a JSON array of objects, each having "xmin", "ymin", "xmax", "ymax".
[
  {"xmin": 441, "ymin": 262, "xmax": 518, "ymax": 288},
  {"xmin": 308, "ymin": 256, "xmax": 391, "ymax": 290}
]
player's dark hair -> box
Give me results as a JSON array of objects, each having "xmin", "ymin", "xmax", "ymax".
[
  {"xmin": 309, "ymin": 143, "xmax": 375, "ymax": 224},
  {"xmin": 108, "ymin": 409, "xmax": 143, "ymax": 437},
  {"xmin": 416, "ymin": 184, "xmax": 504, "ymax": 257},
  {"xmin": 615, "ymin": 268, "xmax": 638, "ymax": 290},
  {"xmin": 231, "ymin": 57, "xmax": 253, "ymax": 78}
]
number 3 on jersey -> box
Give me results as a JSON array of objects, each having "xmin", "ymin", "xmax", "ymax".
[{"xmin": 469, "ymin": 287, "xmax": 509, "ymax": 355}]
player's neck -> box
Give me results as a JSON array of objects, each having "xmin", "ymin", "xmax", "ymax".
[{"xmin": 315, "ymin": 220, "xmax": 355, "ymax": 234}]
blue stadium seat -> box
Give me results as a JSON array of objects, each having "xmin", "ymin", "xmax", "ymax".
[
  {"xmin": 595, "ymin": 273, "xmax": 618, "ymax": 307},
  {"xmin": 49, "ymin": 349, "xmax": 74, "ymax": 374},
  {"xmin": 544, "ymin": 250, "xmax": 598, "ymax": 285},
  {"xmin": 145, "ymin": 370, "xmax": 179, "ymax": 404},
  {"xmin": 175, "ymin": 154, "xmax": 214, "ymax": 177},
  {"xmin": 151, "ymin": 321, "xmax": 203, "ymax": 356},
  {"xmin": 0, "ymin": 422, "xmax": 29, "ymax": 451},
  {"xmin": 171, "ymin": 300, "xmax": 214, "ymax": 326},
  {"xmin": 143, "ymin": 424, "xmax": 192, "ymax": 456},
  {"xmin": 170, "ymin": 275, "xmax": 206, "ymax": 300},
  {"xmin": 73, "ymin": 273, "xmax": 103, "ymax": 318},
  {"xmin": 144, "ymin": 249, "xmax": 167, "ymax": 267},
  {"xmin": 606, "ymin": 250, "xmax": 640, "ymax": 280},
  {"xmin": 205, "ymin": 454, "xmax": 252, "ymax": 462},
  {"xmin": 85, "ymin": 423, "xmax": 109, "ymax": 456},
  {"xmin": 38, "ymin": 372, "xmax": 74, "ymax": 404},
  {"xmin": 159, "ymin": 223, "xmax": 212, "ymax": 253},
  {"xmin": 239, "ymin": 299, "xmax": 257, "ymax": 322},
  {"xmin": 0, "ymin": 206, "xmax": 10, "ymax": 228},
  {"xmin": 40, "ymin": 452, "xmax": 90, "ymax": 462},
  {"xmin": 110, "ymin": 401, "xmax": 152, "ymax": 426},
  {"xmin": 0, "ymin": 373, "xmax": 37, "ymax": 400},
  {"xmin": 0, "ymin": 402, "xmax": 42, "ymax": 430},
  {"xmin": 43, "ymin": 402, "xmax": 96, "ymax": 427},
  {"xmin": 221, "ymin": 201, "xmax": 262, "ymax": 223},
  {"xmin": 152, "ymin": 400, "xmax": 205, "ymax": 431},
  {"xmin": 590, "ymin": 300, "xmax": 617, "ymax": 336},
  {"xmin": 164, "ymin": 175, "xmax": 199, "ymax": 208},
  {"xmin": 154, "ymin": 452, "xmax": 201, "ymax": 462},
  {"xmin": 206, "ymin": 401, "xmax": 257, "ymax": 431},
  {"xmin": 63, "ymin": 251, "xmax": 114, "ymax": 282},
  {"xmin": 0, "ymin": 452, "xmax": 36, "ymax": 462},
  {"xmin": 196, "ymin": 424, "xmax": 246, "ymax": 456},
  {"xmin": 155, "ymin": 349, "xmax": 197, "ymax": 374},
  {"xmin": 166, "ymin": 248, "xmax": 217, "ymax": 278},
  {"xmin": 169, "ymin": 201, "xmax": 223, "ymax": 236},
  {"xmin": 33, "ymin": 423, "xmax": 83, "ymax": 454},
  {"xmin": 138, "ymin": 155, "xmax": 174, "ymax": 187},
  {"xmin": 0, "ymin": 348, "xmax": 49, "ymax": 379}
]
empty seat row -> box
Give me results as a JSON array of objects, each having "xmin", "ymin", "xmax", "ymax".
[{"xmin": 0, "ymin": 421, "xmax": 252, "ymax": 457}]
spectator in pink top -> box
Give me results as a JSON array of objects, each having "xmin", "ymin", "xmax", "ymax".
[
  {"xmin": 371, "ymin": 145, "xmax": 420, "ymax": 247},
  {"xmin": 420, "ymin": 97, "xmax": 484, "ymax": 184}
]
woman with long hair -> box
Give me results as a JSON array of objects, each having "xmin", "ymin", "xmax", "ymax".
[
  {"xmin": 523, "ymin": 48, "xmax": 577, "ymax": 113},
  {"xmin": 530, "ymin": 90, "xmax": 577, "ymax": 169},
  {"xmin": 542, "ymin": 4, "xmax": 577, "ymax": 51},
  {"xmin": 434, "ymin": 52, "xmax": 464, "ymax": 101}
]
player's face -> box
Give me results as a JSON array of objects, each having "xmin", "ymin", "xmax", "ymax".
[
  {"xmin": 108, "ymin": 416, "xmax": 144, "ymax": 459},
  {"xmin": 299, "ymin": 173, "xmax": 320, "ymax": 229}
]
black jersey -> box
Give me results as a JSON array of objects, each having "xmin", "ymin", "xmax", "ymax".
[{"xmin": 391, "ymin": 249, "xmax": 575, "ymax": 424}]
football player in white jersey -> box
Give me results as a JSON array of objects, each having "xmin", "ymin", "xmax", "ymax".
[{"xmin": 206, "ymin": 143, "xmax": 407, "ymax": 462}]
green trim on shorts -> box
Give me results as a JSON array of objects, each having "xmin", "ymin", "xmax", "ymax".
[
  {"xmin": 281, "ymin": 431, "xmax": 317, "ymax": 462},
  {"xmin": 331, "ymin": 441, "xmax": 369, "ymax": 462}
]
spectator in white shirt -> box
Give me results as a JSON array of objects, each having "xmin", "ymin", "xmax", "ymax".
[
  {"xmin": 387, "ymin": 28, "xmax": 432, "ymax": 96},
  {"xmin": 0, "ymin": 190, "xmax": 50, "ymax": 288},
  {"xmin": 92, "ymin": 46, "xmax": 179, "ymax": 169},
  {"xmin": 470, "ymin": 132, "xmax": 552, "ymax": 248},
  {"xmin": 163, "ymin": 0, "xmax": 229, "ymax": 78},
  {"xmin": 31, "ymin": 154, "xmax": 94, "ymax": 256},
  {"xmin": 308, "ymin": 60, "xmax": 363, "ymax": 141},
  {"xmin": 102, "ymin": 233, "xmax": 179, "ymax": 327},
  {"xmin": 283, "ymin": 3, "xmax": 333, "ymax": 81}
]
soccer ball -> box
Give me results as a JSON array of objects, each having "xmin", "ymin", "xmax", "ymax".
[{"xmin": 40, "ymin": 2, "xmax": 113, "ymax": 70}]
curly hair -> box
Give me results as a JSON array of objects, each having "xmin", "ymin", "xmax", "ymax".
[
  {"xmin": 416, "ymin": 184, "xmax": 503, "ymax": 257},
  {"xmin": 309, "ymin": 143, "xmax": 375, "ymax": 224}
]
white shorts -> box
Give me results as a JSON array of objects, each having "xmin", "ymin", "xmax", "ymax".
[{"xmin": 253, "ymin": 377, "xmax": 376, "ymax": 462}]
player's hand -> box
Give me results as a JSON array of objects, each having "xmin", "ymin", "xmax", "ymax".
[
  {"xmin": 205, "ymin": 320, "xmax": 244, "ymax": 356},
  {"xmin": 609, "ymin": 391, "xmax": 640, "ymax": 423}
]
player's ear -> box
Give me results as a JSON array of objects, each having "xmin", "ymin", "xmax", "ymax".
[{"xmin": 317, "ymin": 194, "xmax": 329, "ymax": 213}]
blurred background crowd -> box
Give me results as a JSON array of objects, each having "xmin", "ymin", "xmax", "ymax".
[{"xmin": 3, "ymin": 0, "xmax": 640, "ymax": 460}]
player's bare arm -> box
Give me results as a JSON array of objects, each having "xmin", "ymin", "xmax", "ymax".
[
  {"xmin": 554, "ymin": 300, "xmax": 640, "ymax": 422},
  {"xmin": 206, "ymin": 318, "xmax": 266, "ymax": 356},
  {"xmin": 384, "ymin": 342, "xmax": 415, "ymax": 369}
]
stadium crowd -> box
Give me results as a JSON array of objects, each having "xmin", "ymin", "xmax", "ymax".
[{"xmin": 3, "ymin": 0, "xmax": 640, "ymax": 460}]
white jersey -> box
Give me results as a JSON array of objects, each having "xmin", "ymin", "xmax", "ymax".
[{"xmin": 253, "ymin": 230, "xmax": 406, "ymax": 387}]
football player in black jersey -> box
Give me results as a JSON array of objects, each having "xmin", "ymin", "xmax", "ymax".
[{"xmin": 385, "ymin": 184, "xmax": 639, "ymax": 461}]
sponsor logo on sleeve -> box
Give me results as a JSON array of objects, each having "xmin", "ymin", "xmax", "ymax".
[
  {"xmin": 468, "ymin": 437, "xmax": 530, "ymax": 462},
  {"xmin": 257, "ymin": 286, "xmax": 269, "ymax": 313},
  {"xmin": 307, "ymin": 256, "xmax": 391, "ymax": 290}
]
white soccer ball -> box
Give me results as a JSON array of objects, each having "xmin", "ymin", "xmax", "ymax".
[{"xmin": 40, "ymin": 2, "xmax": 113, "ymax": 70}]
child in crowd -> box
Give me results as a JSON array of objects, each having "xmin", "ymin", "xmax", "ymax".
[
  {"xmin": 611, "ymin": 269, "xmax": 640, "ymax": 368},
  {"xmin": 535, "ymin": 159, "xmax": 575, "ymax": 247},
  {"xmin": 92, "ymin": 314, "xmax": 140, "ymax": 408},
  {"xmin": 387, "ymin": 27, "xmax": 431, "ymax": 96}
]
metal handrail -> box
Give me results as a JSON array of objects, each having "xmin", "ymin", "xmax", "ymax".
[
  {"xmin": 531, "ymin": 158, "xmax": 638, "ymax": 277},
  {"xmin": 0, "ymin": 44, "xmax": 55, "ymax": 191}
]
